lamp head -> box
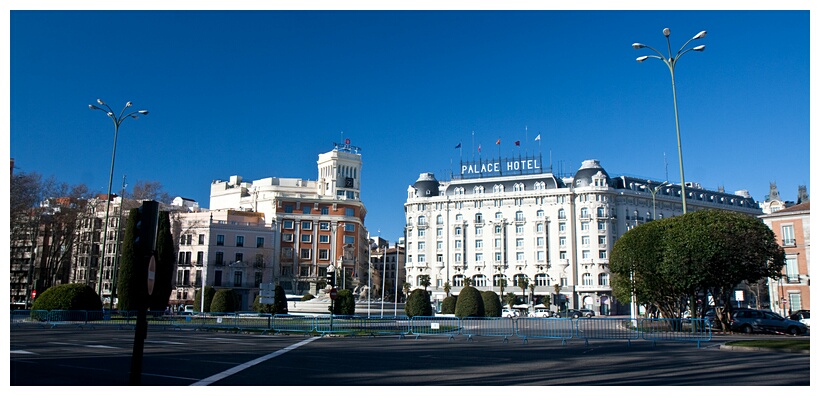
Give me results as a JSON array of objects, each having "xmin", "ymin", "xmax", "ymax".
[
  {"xmin": 693, "ymin": 30, "xmax": 707, "ymax": 40},
  {"xmin": 89, "ymin": 104, "xmax": 99, "ymax": 110},
  {"xmin": 663, "ymin": 28, "xmax": 670, "ymax": 37},
  {"xmin": 97, "ymin": 99, "xmax": 105, "ymax": 105},
  {"xmin": 126, "ymin": 101, "xmax": 132, "ymax": 107},
  {"xmin": 636, "ymin": 56, "xmax": 649, "ymax": 63},
  {"xmin": 106, "ymin": 112, "xmax": 114, "ymax": 117},
  {"xmin": 138, "ymin": 110, "xmax": 149, "ymax": 115},
  {"xmin": 632, "ymin": 42, "xmax": 645, "ymax": 49},
  {"xmin": 692, "ymin": 45, "xmax": 706, "ymax": 52}
]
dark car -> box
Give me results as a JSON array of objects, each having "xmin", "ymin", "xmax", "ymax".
[
  {"xmin": 730, "ymin": 308, "xmax": 808, "ymax": 335},
  {"xmin": 579, "ymin": 309, "xmax": 596, "ymax": 318},
  {"xmin": 554, "ymin": 309, "xmax": 582, "ymax": 319},
  {"xmin": 789, "ymin": 310, "xmax": 810, "ymax": 328}
]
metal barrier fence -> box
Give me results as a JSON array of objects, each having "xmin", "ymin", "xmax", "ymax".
[
  {"xmin": 10, "ymin": 311, "xmax": 711, "ymax": 347},
  {"xmin": 515, "ymin": 318, "xmax": 576, "ymax": 344},
  {"xmin": 408, "ymin": 316, "xmax": 461, "ymax": 340},
  {"xmin": 459, "ymin": 317, "xmax": 516, "ymax": 342}
]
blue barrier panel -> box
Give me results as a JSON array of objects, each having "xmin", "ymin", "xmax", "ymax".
[
  {"xmin": 408, "ymin": 316, "xmax": 461, "ymax": 340},
  {"xmin": 272, "ymin": 314, "xmax": 317, "ymax": 334},
  {"xmin": 360, "ymin": 316, "xmax": 410, "ymax": 338},
  {"xmin": 575, "ymin": 317, "xmax": 641, "ymax": 346},
  {"xmin": 640, "ymin": 318, "xmax": 712, "ymax": 347},
  {"xmin": 11, "ymin": 310, "xmax": 34, "ymax": 327},
  {"xmin": 459, "ymin": 317, "xmax": 516, "ymax": 342},
  {"xmin": 231, "ymin": 313, "xmax": 273, "ymax": 333},
  {"xmin": 515, "ymin": 318, "xmax": 575, "ymax": 344},
  {"xmin": 315, "ymin": 315, "xmax": 365, "ymax": 335}
]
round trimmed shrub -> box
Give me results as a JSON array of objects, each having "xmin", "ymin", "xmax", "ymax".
[
  {"xmin": 31, "ymin": 283, "xmax": 102, "ymax": 311},
  {"xmin": 481, "ymin": 291, "xmax": 502, "ymax": 317},
  {"xmin": 454, "ymin": 285, "xmax": 485, "ymax": 318},
  {"xmin": 332, "ymin": 289, "xmax": 355, "ymax": 315},
  {"xmin": 301, "ymin": 293, "xmax": 315, "ymax": 301},
  {"xmin": 193, "ymin": 286, "xmax": 215, "ymax": 313},
  {"xmin": 441, "ymin": 295, "xmax": 457, "ymax": 314},
  {"xmin": 210, "ymin": 288, "xmax": 237, "ymax": 313},
  {"xmin": 405, "ymin": 289, "xmax": 432, "ymax": 318}
]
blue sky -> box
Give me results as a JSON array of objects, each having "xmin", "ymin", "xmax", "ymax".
[{"xmin": 7, "ymin": 7, "xmax": 812, "ymax": 242}]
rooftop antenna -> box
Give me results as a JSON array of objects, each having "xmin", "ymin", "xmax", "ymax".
[{"xmin": 664, "ymin": 152, "xmax": 669, "ymax": 182}]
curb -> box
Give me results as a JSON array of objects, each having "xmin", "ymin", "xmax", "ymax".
[{"xmin": 719, "ymin": 345, "xmax": 809, "ymax": 354}]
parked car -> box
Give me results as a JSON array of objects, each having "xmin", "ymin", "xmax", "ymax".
[
  {"xmin": 554, "ymin": 309, "xmax": 582, "ymax": 319},
  {"xmin": 579, "ymin": 309, "xmax": 596, "ymax": 318},
  {"xmin": 730, "ymin": 308, "xmax": 808, "ymax": 335},
  {"xmin": 788, "ymin": 310, "xmax": 810, "ymax": 327},
  {"xmin": 502, "ymin": 308, "xmax": 520, "ymax": 318},
  {"xmin": 528, "ymin": 308, "xmax": 552, "ymax": 318}
]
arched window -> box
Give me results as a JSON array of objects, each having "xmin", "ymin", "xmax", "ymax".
[
  {"xmin": 418, "ymin": 216, "xmax": 426, "ymax": 226},
  {"xmin": 475, "ymin": 213, "xmax": 483, "ymax": 223},
  {"xmin": 473, "ymin": 275, "xmax": 487, "ymax": 287},
  {"xmin": 582, "ymin": 273, "xmax": 593, "ymax": 286},
  {"xmin": 558, "ymin": 208, "xmax": 566, "ymax": 220},
  {"xmin": 580, "ymin": 207, "xmax": 589, "ymax": 218},
  {"xmin": 436, "ymin": 214, "xmax": 443, "ymax": 224},
  {"xmin": 453, "ymin": 275, "xmax": 464, "ymax": 287},
  {"xmin": 598, "ymin": 273, "xmax": 609, "ymax": 286}
]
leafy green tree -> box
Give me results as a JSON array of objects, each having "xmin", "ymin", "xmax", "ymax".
[
  {"xmin": 454, "ymin": 285, "xmax": 484, "ymax": 318},
  {"xmin": 194, "ymin": 286, "xmax": 216, "ymax": 313},
  {"xmin": 211, "ymin": 288, "xmax": 237, "ymax": 313},
  {"xmin": 405, "ymin": 288, "xmax": 432, "ymax": 317},
  {"xmin": 332, "ymin": 289, "xmax": 355, "ymax": 315},
  {"xmin": 148, "ymin": 211, "xmax": 175, "ymax": 311},
  {"xmin": 611, "ymin": 210, "xmax": 785, "ymax": 331},
  {"xmin": 503, "ymin": 292, "xmax": 518, "ymax": 308},
  {"xmin": 441, "ymin": 295, "xmax": 457, "ymax": 314},
  {"xmin": 481, "ymin": 290, "xmax": 502, "ymax": 317},
  {"xmin": 253, "ymin": 295, "xmax": 274, "ymax": 314},
  {"xmin": 31, "ymin": 283, "xmax": 102, "ymax": 311},
  {"xmin": 443, "ymin": 281, "xmax": 451, "ymax": 296}
]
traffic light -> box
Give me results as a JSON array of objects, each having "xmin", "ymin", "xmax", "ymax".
[
  {"xmin": 326, "ymin": 270, "xmax": 336, "ymax": 287},
  {"xmin": 134, "ymin": 201, "xmax": 159, "ymax": 255}
]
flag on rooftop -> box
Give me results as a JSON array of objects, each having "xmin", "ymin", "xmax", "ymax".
[
  {"xmin": 455, "ymin": 142, "xmax": 461, "ymax": 149},
  {"xmin": 514, "ymin": 140, "xmax": 520, "ymax": 146},
  {"xmin": 534, "ymin": 134, "xmax": 541, "ymax": 141}
]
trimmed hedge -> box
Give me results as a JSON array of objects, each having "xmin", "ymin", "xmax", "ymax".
[
  {"xmin": 210, "ymin": 288, "xmax": 237, "ymax": 313},
  {"xmin": 441, "ymin": 295, "xmax": 457, "ymax": 314},
  {"xmin": 481, "ymin": 290, "xmax": 502, "ymax": 317},
  {"xmin": 332, "ymin": 289, "xmax": 356, "ymax": 315},
  {"xmin": 194, "ymin": 286, "xmax": 216, "ymax": 313},
  {"xmin": 454, "ymin": 285, "xmax": 484, "ymax": 318},
  {"xmin": 31, "ymin": 283, "xmax": 102, "ymax": 311},
  {"xmin": 405, "ymin": 289, "xmax": 432, "ymax": 318}
]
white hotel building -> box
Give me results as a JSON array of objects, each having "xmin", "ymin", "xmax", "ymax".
[{"xmin": 404, "ymin": 158, "xmax": 761, "ymax": 315}]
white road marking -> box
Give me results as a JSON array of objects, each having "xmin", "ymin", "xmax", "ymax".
[
  {"xmin": 190, "ymin": 337, "xmax": 320, "ymax": 386},
  {"xmin": 86, "ymin": 345, "xmax": 120, "ymax": 349},
  {"xmin": 11, "ymin": 350, "xmax": 37, "ymax": 355}
]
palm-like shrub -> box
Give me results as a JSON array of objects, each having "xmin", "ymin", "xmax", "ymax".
[{"xmin": 454, "ymin": 285, "xmax": 484, "ymax": 318}]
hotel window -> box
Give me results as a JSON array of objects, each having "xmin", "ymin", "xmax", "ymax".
[
  {"xmin": 283, "ymin": 234, "xmax": 294, "ymax": 242},
  {"xmin": 437, "ymin": 254, "xmax": 443, "ymax": 262},
  {"xmin": 582, "ymin": 273, "xmax": 593, "ymax": 286},
  {"xmin": 475, "ymin": 253, "xmax": 483, "ymax": 262},
  {"xmin": 598, "ymin": 221, "xmax": 607, "ymax": 231},
  {"xmin": 215, "ymin": 252, "xmax": 224, "ymax": 265},
  {"xmin": 782, "ymin": 225, "xmax": 795, "ymax": 246},
  {"xmin": 321, "ymin": 207, "xmax": 329, "ymax": 215},
  {"xmin": 581, "ymin": 222, "xmax": 590, "ymax": 231},
  {"xmin": 256, "ymin": 237, "xmax": 264, "ymax": 248},
  {"xmin": 345, "ymin": 208, "xmax": 355, "ymax": 216},
  {"xmin": 302, "ymin": 206, "xmax": 311, "ymax": 214},
  {"xmin": 495, "ymin": 211, "xmax": 503, "ymax": 219},
  {"xmin": 785, "ymin": 257, "xmax": 798, "ymax": 280},
  {"xmin": 301, "ymin": 234, "xmax": 312, "ymax": 243},
  {"xmin": 515, "ymin": 238, "xmax": 524, "ymax": 248},
  {"xmin": 598, "ymin": 273, "xmax": 609, "ymax": 286},
  {"xmin": 495, "ymin": 225, "xmax": 502, "ymax": 234},
  {"xmin": 494, "ymin": 238, "xmax": 502, "ymax": 248},
  {"xmin": 537, "ymin": 210, "xmax": 544, "ymax": 218},
  {"xmin": 455, "ymin": 227, "xmax": 462, "ymax": 236},
  {"xmin": 437, "ymin": 241, "xmax": 443, "ymax": 250},
  {"xmin": 284, "ymin": 205, "xmax": 293, "ymax": 213},
  {"xmin": 302, "ymin": 221, "xmax": 312, "ymax": 230},
  {"xmin": 199, "ymin": 234, "xmax": 205, "ymax": 244},
  {"xmin": 475, "ymin": 213, "xmax": 484, "ymax": 223},
  {"xmin": 418, "ymin": 216, "xmax": 426, "ymax": 226},
  {"xmin": 216, "ymin": 235, "xmax": 225, "ymax": 246},
  {"xmin": 418, "ymin": 228, "xmax": 426, "ymax": 237},
  {"xmin": 515, "ymin": 211, "xmax": 524, "ymax": 221},
  {"xmin": 418, "ymin": 242, "xmax": 426, "ymax": 250},
  {"xmin": 537, "ymin": 251, "xmax": 545, "ymax": 262},
  {"xmin": 473, "ymin": 275, "xmax": 487, "ymax": 287},
  {"xmin": 599, "ymin": 250, "xmax": 607, "ymax": 259},
  {"xmin": 598, "ymin": 235, "xmax": 607, "ymax": 246},
  {"xmin": 495, "ymin": 252, "xmax": 502, "ymax": 262},
  {"xmin": 580, "ymin": 207, "xmax": 589, "ymax": 218},
  {"xmin": 536, "ymin": 223, "xmax": 544, "ymax": 233},
  {"xmin": 235, "ymin": 252, "xmax": 244, "ymax": 263},
  {"xmin": 453, "ymin": 276, "xmax": 464, "ymax": 287},
  {"xmin": 418, "ymin": 254, "xmax": 426, "ymax": 263},
  {"xmin": 300, "ymin": 249, "xmax": 311, "ymax": 259},
  {"xmin": 475, "ymin": 226, "xmax": 483, "ymax": 236},
  {"xmin": 535, "ymin": 274, "xmax": 548, "ymax": 286},
  {"xmin": 344, "ymin": 236, "xmax": 355, "ymax": 244},
  {"xmin": 319, "ymin": 222, "xmax": 330, "ymax": 231},
  {"xmin": 559, "ymin": 237, "xmax": 566, "ymax": 247},
  {"xmin": 581, "ymin": 236, "xmax": 590, "ymax": 245},
  {"xmin": 559, "ymin": 223, "xmax": 566, "ymax": 232},
  {"xmin": 318, "ymin": 249, "xmax": 329, "ymax": 260},
  {"xmin": 537, "ymin": 237, "xmax": 544, "ymax": 247},
  {"xmin": 516, "ymin": 225, "xmax": 524, "ymax": 234},
  {"xmin": 455, "ymin": 240, "xmax": 462, "ymax": 249},
  {"xmin": 283, "ymin": 220, "xmax": 294, "ymax": 229},
  {"xmin": 455, "ymin": 253, "xmax": 462, "ymax": 263},
  {"xmin": 597, "ymin": 207, "xmax": 605, "ymax": 217},
  {"xmin": 558, "ymin": 208, "xmax": 566, "ymax": 219},
  {"xmin": 197, "ymin": 251, "xmax": 204, "ymax": 264},
  {"xmin": 437, "ymin": 215, "xmax": 443, "ymax": 224},
  {"xmin": 234, "ymin": 271, "xmax": 243, "ymax": 287},
  {"xmin": 475, "ymin": 240, "xmax": 484, "ymax": 249},
  {"xmin": 559, "ymin": 251, "xmax": 567, "ymax": 259},
  {"xmin": 437, "ymin": 228, "xmax": 443, "ymax": 237},
  {"xmin": 582, "ymin": 250, "xmax": 590, "ymax": 259},
  {"xmin": 516, "ymin": 252, "xmax": 525, "ymax": 262},
  {"xmin": 455, "ymin": 214, "xmax": 463, "ymax": 221}
]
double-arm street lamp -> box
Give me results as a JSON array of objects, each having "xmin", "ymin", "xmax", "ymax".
[
  {"xmin": 633, "ymin": 28, "xmax": 706, "ymax": 215},
  {"xmin": 89, "ymin": 99, "xmax": 148, "ymax": 302},
  {"xmin": 636, "ymin": 180, "xmax": 669, "ymax": 221}
]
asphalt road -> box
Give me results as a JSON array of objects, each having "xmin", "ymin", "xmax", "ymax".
[{"xmin": 10, "ymin": 325, "xmax": 810, "ymax": 386}]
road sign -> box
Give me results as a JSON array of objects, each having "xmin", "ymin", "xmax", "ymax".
[
  {"xmin": 147, "ymin": 256, "xmax": 157, "ymax": 296},
  {"xmin": 330, "ymin": 288, "xmax": 338, "ymax": 300},
  {"xmin": 260, "ymin": 289, "xmax": 275, "ymax": 297}
]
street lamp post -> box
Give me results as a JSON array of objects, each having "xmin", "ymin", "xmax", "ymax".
[
  {"xmin": 633, "ymin": 28, "xmax": 706, "ymax": 215},
  {"xmin": 381, "ymin": 245, "xmax": 387, "ymax": 318},
  {"xmin": 89, "ymin": 99, "xmax": 148, "ymax": 301},
  {"xmin": 636, "ymin": 181, "xmax": 669, "ymax": 220}
]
